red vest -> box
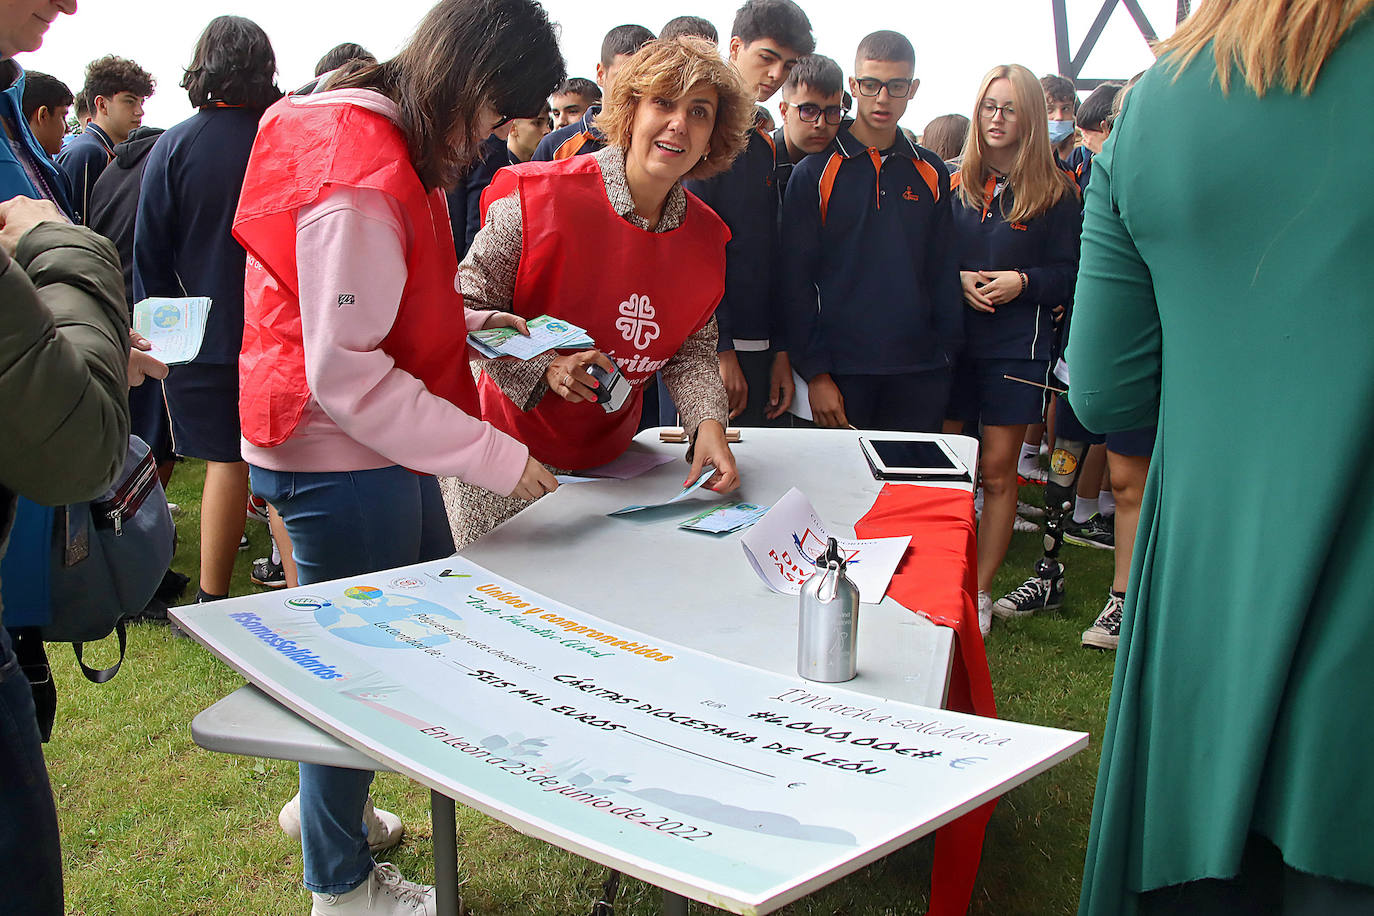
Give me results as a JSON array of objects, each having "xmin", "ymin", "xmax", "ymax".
[
  {"xmin": 477, "ymin": 156, "xmax": 728, "ymax": 470},
  {"xmin": 233, "ymin": 95, "xmax": 478, "ymax": 447}
]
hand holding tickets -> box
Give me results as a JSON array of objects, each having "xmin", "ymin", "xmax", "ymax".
[
  {"xmin": 468, "ymin": 314, "xmax": 594, "ymax": 360},
  {"xmin": 132, "ymin": 297, "xmax": 213, "ymax": 365}
]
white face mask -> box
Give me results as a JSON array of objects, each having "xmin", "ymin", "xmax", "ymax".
[{"xmin": 1048, "ymin": 119, "xmax": 1076, "ymax": 145}]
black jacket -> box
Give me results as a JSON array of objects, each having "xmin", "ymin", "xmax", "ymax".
[{"xmin": 87, "ymin": 126, "xmax": 166, "ymax": 308}]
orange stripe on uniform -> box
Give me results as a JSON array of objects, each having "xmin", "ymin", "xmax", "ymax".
[
  {"xmin": 756, "ymin": 127, "xmax": 777, "ymax": 167},
  {"xmin": 817, "ymin": 152, "xmax": 843, "ymax": 226},
  {"xmin": 1061, "ymin": 166, "xmax": 1083, "ymax": 199},
  {"xmin": 914, "ymin": 158, "xmax": 941, "ymax": 202},
  {"xmin": 554, "ymin": 131, "xmax": 593, "ymax": 161}
]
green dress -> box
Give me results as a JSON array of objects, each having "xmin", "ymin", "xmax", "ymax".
[{"xmin": 1067, "ymin": 16, "xmax": 1374, "ymax": 915}]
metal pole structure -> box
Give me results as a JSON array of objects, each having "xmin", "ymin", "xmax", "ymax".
[
  {"xmin": 1071, "ymin": 0, "xmax": 1126, "ymax": 76},
  {"xmin": 1051, "ymin": 0, "xmax": 1073, "ymax": 76},
  {"xmin": 1050, "ymin": 0, "xmax": 1166, "ymax": 89},
  {"xmin": 662, "ymin": 889, "xmax": 690, "ymax": 916},
  {"xmin": 432, "ymin": 791, "xmax": 461, "ymax": 915}
]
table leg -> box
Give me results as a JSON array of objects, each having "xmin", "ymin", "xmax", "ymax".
[
  {"xmin": 662, "ymin": 888, "xmax": 689, "ymax": 915},
  {"xmin": 432, "ymin": 790, "xmax": 459, "ymax": 915}
]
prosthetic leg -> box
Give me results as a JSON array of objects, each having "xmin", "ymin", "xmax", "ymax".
[{"xmin": 993, "ymin": 432, "xmax": 1089, "ymax": 619}]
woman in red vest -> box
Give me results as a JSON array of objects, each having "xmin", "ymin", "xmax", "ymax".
[
  {"xmin": 231, "ymin": 2, "xmax": 563, "ymax": 912},
  {"xmin": 443, "ymin": 37, "xmax": 754, "ymax": 547}
]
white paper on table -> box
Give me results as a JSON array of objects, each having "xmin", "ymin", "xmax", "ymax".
[
  {"xmin": 608, "ymin": 466, "xmax": 718, "ymax": 516},
  {"xmin": 787, "ymin": 369, "xmax": 813, "ymax": 421},
  {"xmin": 740, "ymin": 487, "xmax": 909, "ymax": 604},
  {"xmin": 132, "ymin": 297, "xmax": 212, "ymax": 365},
  {"xmin": 579, "ymin": 448, "xmax": 675, "ymax": 480}
]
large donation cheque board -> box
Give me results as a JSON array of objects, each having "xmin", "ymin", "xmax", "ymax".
[{"xmin": 174, "ymin": 557, "xmax": 1087, "ymax": 914}]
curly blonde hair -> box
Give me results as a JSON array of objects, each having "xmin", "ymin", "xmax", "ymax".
[{"xmin": 595, "ymin": 37, "xmax": 753, "ymax": 181}]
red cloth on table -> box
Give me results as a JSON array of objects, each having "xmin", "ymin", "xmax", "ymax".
[{"xmin": 855, "ymin": 483, "xmax": 995, "ymax": 916}]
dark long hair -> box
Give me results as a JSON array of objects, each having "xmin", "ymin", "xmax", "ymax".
[
  {"xmin": 181, "ymin": 15, "xmax": 282, "ymax": 110},
  {"xmin": 330, "ymin": 0, "xmax": 565, "ymax": 190}
]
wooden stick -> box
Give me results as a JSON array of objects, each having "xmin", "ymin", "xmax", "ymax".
[
  {"xmin": 658, "ymin": 428, "xmax": 741, "ymax": 444},
  {"xmin": 1002, "ymin": 374, "xmax": 1068, "ymax": 395}
]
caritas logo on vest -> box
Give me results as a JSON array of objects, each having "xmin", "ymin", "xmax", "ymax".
[{"xmin": 609, "ymin": 293, "xmax": 670, "ymax": 376}]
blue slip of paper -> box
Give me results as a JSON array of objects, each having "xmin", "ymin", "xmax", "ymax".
[{"xmin": 608, "ymin": 466, "xmax": 717, "ymax": 516}]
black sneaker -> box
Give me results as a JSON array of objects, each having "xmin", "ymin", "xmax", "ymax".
[
  {"xmin": 1065, "ymin": 513, "xmax": 1115, "ymax": 550},
  {"xmin": 251, "ymin": 556, "xmax": 287, "ymax": 589},
  {"xmin": 993, "ymin": 574, "xmax": 1065, "ymax": 619},
  {"xmin": 1082, "ymin": 592, "xmax": 1124, "ymax": 650}
]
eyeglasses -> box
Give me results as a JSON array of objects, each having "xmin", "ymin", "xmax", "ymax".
[
  {"xmin": 491, "ymin": 115, "xmax": 514, "ymax": 130},
  {"xmin": 855, "ymin": 77, "xmax": 913, "ymax": 99},
  {"xmin": 979, "ymin": 101, "xmax": 1017, "ymax": 121},
  {"xmin": 794, "ymin": 103, "xmax": 848, "ymax": 125}
]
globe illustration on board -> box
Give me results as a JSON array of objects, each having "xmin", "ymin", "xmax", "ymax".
[
  {"xmin": 315, "ymin": 589, "xmax": 462, "ymax": 650},
  {"xmin": 153, "ymin": 304, "xmax": 181, "ymax": 328}
]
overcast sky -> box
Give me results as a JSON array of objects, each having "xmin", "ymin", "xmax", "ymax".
[{"xmin": 18, "ymin": 0, "xmax": 1179, "ymax": 134}]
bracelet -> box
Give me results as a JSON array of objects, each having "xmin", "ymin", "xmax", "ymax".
[{"xmin": 1016, "ymin": 270, "xmax": 1028, "ymax": 295}]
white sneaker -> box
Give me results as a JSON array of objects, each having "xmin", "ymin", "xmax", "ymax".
[
  {"xmin": 977, "ymin": 591, "xmax": 993, "ymax": 637},
  {"xmin": 1016, "ymin": 499, "xmax": 1045, "ymax": 518},
  {"xmin": 280, "ymin": 793, "xmax": 405, "ymax": 853},
  {"xmin": 311, "ymin": 862, "xmax": 438, "ymax": 915},
  {"xmin": 1012, "ymin": 514, "xmax": 1040, "ymax": 533}
]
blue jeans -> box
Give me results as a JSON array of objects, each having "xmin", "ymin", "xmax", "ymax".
[
  {"xmin": 249, "ymin": 466, "xmax": 455, "ymax": 894},
  {"xmin": 0, "ymin": 627, "xmax": 63, "ymax": 914}
]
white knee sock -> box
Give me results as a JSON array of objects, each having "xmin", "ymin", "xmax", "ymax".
[{"xmin": 1098, "ymin": 488, "xmax": 1116, "ymax": 517}]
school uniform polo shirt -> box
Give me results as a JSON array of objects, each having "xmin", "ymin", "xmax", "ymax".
[
  {"xmin": 949, "ymin": 176, "xmax": 1082, "ymax": 361},
  {"xmin": 55, "ymin": 121, "xmax": 115, "ymax": 223},
  {"xmin": 532, "ymin": 106, "xmax": 605, "ymax": 162},
  {"xmin": 685, "ymin": 128, "xmax": 780, "ymax": 353},
  {"xmin": 781, "ymin": 124, "xmax": 963, "ymax": 379},
  {"xmin": 772, "ymin": 126, "xmax": 794, "ymax": 202},
  {"xmin": 448, "ymin": 133, "xmax": 518, "ymax": 258}
]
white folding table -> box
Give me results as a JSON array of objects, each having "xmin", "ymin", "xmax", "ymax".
[{"xmin": 190, "ymin": 428, "xmax": 981, "ymax": 914}]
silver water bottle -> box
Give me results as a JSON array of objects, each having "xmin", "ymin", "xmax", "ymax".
[{"xmin": 797, "ymin": 538, "xmax": 860, "ymax": 682}]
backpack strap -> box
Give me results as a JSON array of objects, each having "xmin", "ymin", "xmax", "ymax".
[{"xmin": 71, "ymin": 618, "xmax": 126, "ymax": 684}]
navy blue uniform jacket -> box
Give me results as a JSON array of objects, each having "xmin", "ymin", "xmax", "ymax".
[
  {"xmin": 133, "ymin": 106, "xmax": 267, "ymax": 365},
  {"xmin": 771, "ymin": 126, "xmax": 796, "ymax": 203},
  {"xmin": 87, "ymin": 127, "xmax": 164, "ymax": 307},
  {"xmin": 448, "ymin": 133, "xmax": 516, "ymax": 258},
  {"xmin": 532, "ymin": 105, "xmax": 605, "ymax": 162},
  {"xmin": 685, "ymin": 128, "xmax": 780, "ymax": 352},
  {"xmin": 782, "ymin": 125, "xmax": 963, "ymax": 379},
  {"xmin": 950, "ymin": 174, "xmax": 1082, "ymax": 360},
  {"xmin": 55, "ymin": 122, "xmax": 114, "ymax": 223}
]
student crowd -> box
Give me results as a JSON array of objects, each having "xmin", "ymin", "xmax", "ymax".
[{"xmin": 3, "ymin": 0, "xmax": 1372, "ymax": 914}]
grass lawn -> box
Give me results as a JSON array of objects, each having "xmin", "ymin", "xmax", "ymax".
[{"xmin": 48, "ymin": 459, "xmax": 1118, "ymax": 915}]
